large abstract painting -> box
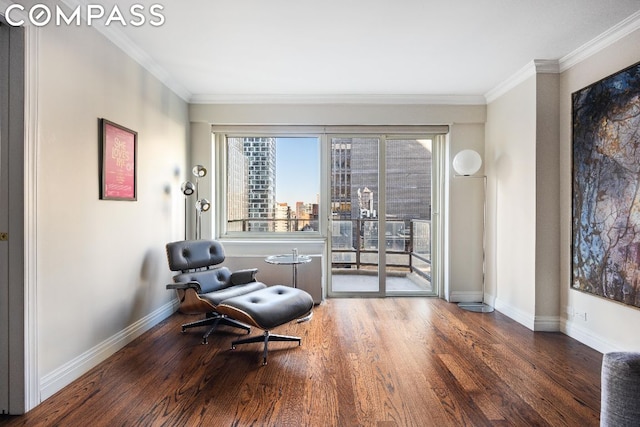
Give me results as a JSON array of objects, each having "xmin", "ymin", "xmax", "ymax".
[{"xmin": 572, "ymin": 61, "xmax": 640, "ymax": 307}]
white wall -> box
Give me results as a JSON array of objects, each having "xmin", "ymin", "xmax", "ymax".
[
  {"xmin": 485, "ymin": 76, "xmax": 538, "ymax": 327},
  {"xmin": 485, "ymin": 26, "xmax": 640, "ymax": 350},
  {"xmin": 535, "ymin": 73, "xmax": 560, "ymax": 324},
  {"xmin": 34, "ymin": 23, "xmax": 189, "ymax": 399},
  {"xmin": 559, "ymin": 28, "xmax": 640, "ymax": 352},
  {"xmin": 189, "ymin": 103, "xmax": 485, "ymax": 127}
]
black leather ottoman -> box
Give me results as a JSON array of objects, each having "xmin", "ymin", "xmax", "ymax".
[{"xmin": 216, "ymin": 285, "xmax": 314, "ymax": 365}]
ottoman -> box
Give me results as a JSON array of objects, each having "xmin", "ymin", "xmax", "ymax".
[
  {"xmin": 601, "ymin": 352, "xmax": 640, "ymax": 426},
  {"xmin": 216, "ymin": 285, "xmax": 314, "ymax": 365}
]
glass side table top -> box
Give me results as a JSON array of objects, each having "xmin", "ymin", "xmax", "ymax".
[{"xmin": 265, "ymin": 254, "xmax": 312, "ymax": 265}]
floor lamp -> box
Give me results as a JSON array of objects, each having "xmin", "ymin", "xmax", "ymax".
[
  {"xmin": 180, "ymin": 165, "xmax": 210, "ymax": 240},
  {"xmin": 453, "ymin": 149, "xmax": 494, "ymax": 313},
  {"xmin": 192, "ymin": 165, "xmax": 210, "ymax": 240}
]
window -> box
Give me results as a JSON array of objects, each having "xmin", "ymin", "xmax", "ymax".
[{"xmin": 224, "ymin": 135, "xmax": 320, "ymax": 234}]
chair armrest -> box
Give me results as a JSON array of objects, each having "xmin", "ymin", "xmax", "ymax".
[
  {"xmin": 166, "ymin": 281, "xmax": 202, "ymax": 293},
  {"xmin": 230, "ymin": 268, "xmax": 259, "ymax": 285}
]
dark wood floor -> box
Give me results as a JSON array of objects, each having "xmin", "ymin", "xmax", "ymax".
[{"xmin": 0, "ymin": 298, "xmax": 602, "ymax": 426}]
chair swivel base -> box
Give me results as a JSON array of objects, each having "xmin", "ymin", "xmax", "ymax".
[
  {"xmin": 181, "ymin": 314, "xmax": 250, "ymax": 344},
  {"xmin": 231, "ymin": 331, "xmax": 302, "ymax": 365}
]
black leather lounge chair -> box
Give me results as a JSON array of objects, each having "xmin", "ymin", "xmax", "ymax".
[{"xmin": 165, "ymin": 239, "xmax": 267, "ymax": 344}]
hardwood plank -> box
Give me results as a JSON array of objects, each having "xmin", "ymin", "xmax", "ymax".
[{"xmin": 0, "ymin": 298, "xmax": 602, "ymax": 426}]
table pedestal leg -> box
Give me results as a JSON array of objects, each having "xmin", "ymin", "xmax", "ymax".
[{"xmin": 292, "ymin": 263, "xmax": 297, "ymax": 288}]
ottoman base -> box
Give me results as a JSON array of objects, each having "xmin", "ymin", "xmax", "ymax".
[
  {"xmin": 216, "ymin": 285, "xmax": 314, "ymax": 365},
  {"xmin": 232, "ymin": 331, "xmax": 302, "ymax": 365}
]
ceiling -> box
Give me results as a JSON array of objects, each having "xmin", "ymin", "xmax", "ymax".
[{"xmin": 90, "ymin": 0, "xmax": 640, "ymax": 103}]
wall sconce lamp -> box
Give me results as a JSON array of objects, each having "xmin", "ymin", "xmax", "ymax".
[{"xmin": 453, "ymin": 149, "xmax": 493, "ymax": 313}]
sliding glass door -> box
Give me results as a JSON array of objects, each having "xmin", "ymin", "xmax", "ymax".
[
  {"xmin": 384, "ymin": 137, "xmax": 434, "ymax": 295},
  {"xmin": 329, "ymin": 135, "xmax": 440, "ymax": 297},
  {"xmin": 330, "ymin": 137, "xmax": 381, "ymax": 294}
]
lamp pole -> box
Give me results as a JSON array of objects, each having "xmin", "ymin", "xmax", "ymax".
[{"xmin": 180, "ymin": 181, "xmax": 195, "ymax": 240}]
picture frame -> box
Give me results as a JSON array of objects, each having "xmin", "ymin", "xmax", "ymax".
[
  {"xmin": 571, "ymin": 61, "xmax": 640, "ymax": 308},
  {"xmin": 99, "ymin": 118, "xmax": 137, "ymax": 201}
]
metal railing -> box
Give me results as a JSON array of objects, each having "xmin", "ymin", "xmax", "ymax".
[
  {"xmin": 226, "ymin": 217, "xmax": 432, "ymax": 281},
  {"xmin": 227, "ymin": 218, "xmax": 319, "ymax": 232},
  {"xmin": 331, "ymin": 219, "xmax": 431, "ymax": 281}
]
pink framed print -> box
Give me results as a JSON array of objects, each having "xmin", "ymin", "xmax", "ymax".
[{"xmin": 99, "ymin": 118, "xmax": 137, "ymax": 201}]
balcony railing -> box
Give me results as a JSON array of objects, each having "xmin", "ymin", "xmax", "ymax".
[
  {"xmin": 227, "ymin": 218, "xmax": 319, "ymax": 232},
  {"xmin": 331, "ymin": 219, "xmax": 431, "ymax": 281},
  {"xmin": 228, "ymin": 217, "xmax": 431, "ymax": 282}
]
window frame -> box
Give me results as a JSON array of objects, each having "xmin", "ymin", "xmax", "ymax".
[
  {"xmin": 213, "ymin": 125, "xmax": 448, "ymax": 242},
  {"xmin": 214, "ymin": 129, "xmax": 326, "ymax": 240}
]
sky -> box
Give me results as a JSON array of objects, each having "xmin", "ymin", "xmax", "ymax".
[{"xmin": 275, "ymin": 137, "xmax": 320, "ymax": 206}]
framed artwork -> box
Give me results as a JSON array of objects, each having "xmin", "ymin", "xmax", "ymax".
[
  {"xmin": 572, "ymin": 61, "xmax": 640, "ymax": 308},
  {"xmin": 99, "ymin": 118, "xmax": 137, "ymax": 201}
]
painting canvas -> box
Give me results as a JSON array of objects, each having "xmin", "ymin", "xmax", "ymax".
[{"xmin": 572, "ymin": 61, "xmax": 640, "ymax": 307}]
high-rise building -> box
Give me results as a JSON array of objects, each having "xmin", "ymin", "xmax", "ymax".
[
  {"xmin": 295, "ymin": 201, "xmax": 318, "ymax": 231},
  {"xmin": 227, "ymin": 138, "xmax": 248, "ymax": 232},
  {"xmin": 275, "ymin": 202, "xmax": 290, "ymax": 232},
  {"xmin": 331, "ymin": 140, "xmax": 353, "ymax": 219},
  {"xmin": 245, "ymin": 137, "xmax": 277, "ymax": 231},
  {"xmin": 227, "ymin": 137, "xmax": 277, "ymax": 232},
  {"xmin": 331, "ymin": 138, "xmax": 432, "ymax": 221}
]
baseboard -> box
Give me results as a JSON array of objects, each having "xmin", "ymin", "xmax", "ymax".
[
  {"xmin": 493, "ymin": 298, "xmax": 561, "ymax": 332},
  {"xmin": 39, "ymin": 299, "xmax": 179, "ymax": 401},
  {"xmin": 494, "ymin": 299, "xmax": 622, "ymax": 352},
  {"xmin": 532, "ymin": 315, "xmax": 561, "ymax": 332},
  {"xmin": 494, "ymin": 298, "xmax": 535, "ymax": 330},
  {"xmin": 561, "ymin": 318, "xmax": 620, "ymax": 354},
  {"xmin": 448, "ymin": 290, "xmax": 483, "ymax": 303}
]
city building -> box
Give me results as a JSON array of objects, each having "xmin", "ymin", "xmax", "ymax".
[
  {"xmin": 227, "ymin": 137, "xmax": 277, "ymax": 232},
  {"xmin": 274, "ymin": 202, "xmax": 290, "ymax": 232}
]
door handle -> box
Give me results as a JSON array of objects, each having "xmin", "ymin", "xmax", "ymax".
[{"xmin": 0, "ymin": 232, "xmax": 7, "ymax": 241}]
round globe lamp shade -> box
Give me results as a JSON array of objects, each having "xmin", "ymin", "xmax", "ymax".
[
  {"xmin": 181, "ymin": 181, "xmax": 195, "ymax": 196},
  {"xmin": 196, "ymin": 198, "xmax": 211, "ymax": 212},
  {"xmin": 192, "ymin": 165, "xmax": 207, "ymax": 178},
  {"xmin": 453, "ymin": 150, "xmax": 482, "ymax": 176}
]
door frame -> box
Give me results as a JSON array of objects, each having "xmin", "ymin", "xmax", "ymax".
[
  {"xmin": 0, "ymin": 17, "xmax": 25, "ymax": 415},
  {"xmin": 0, "ymin": 14, "xmax": 38, "ymax": 414},
  {"xmin": 326, "ymin": 133, "xmax": 445, "ymax": 298}
]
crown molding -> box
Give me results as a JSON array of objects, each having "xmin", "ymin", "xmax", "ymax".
[
  {"xmin": 52, "ymin": 1, "xmax": 640, "ymax": 107},
  {"xmin": 559, "ymin": 9, "xmax": 640, "ymax": 72},
  {"xmin": 96, "ymin": 25, "xmax": 192, "ymax": 101},
  {"xmin": 189, "ymin": 93, "xmax": 487, "ymax": 105},
  {"xmin": 484, "ymin": 59, "xmax": 559, "ymax": 103},
  {"xmin": 59, "ymin": 0, "xmax": 192, "ymax": 102},
  {"xmin": 485, "ymin": 10, "xmax": 640, "ymax": 103}
]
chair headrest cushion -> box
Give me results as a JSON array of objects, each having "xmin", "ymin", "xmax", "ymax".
[{"xmin": 166, "ymin": 240, "xmax": 226, "ymax": 271}]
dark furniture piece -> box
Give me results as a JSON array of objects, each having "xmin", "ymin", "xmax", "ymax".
[
  {"xmin": 217, "ymin": 285, "xmax": 314, "ymax": 365},
  {"xmin": 601, "ymin": 352, "xmax": 640, "ymax": 426},
  {"xmin": 166, "ymin": 239, "xmax": 267, "ymax": 344}
]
